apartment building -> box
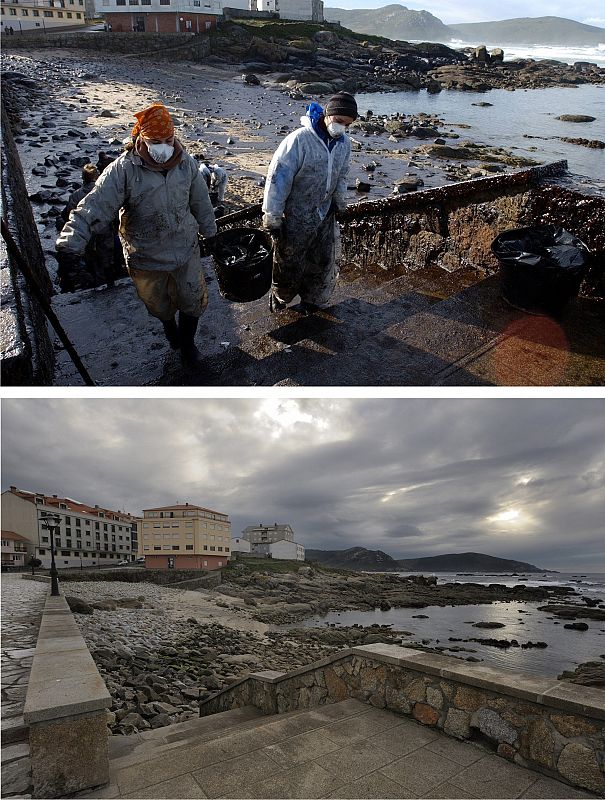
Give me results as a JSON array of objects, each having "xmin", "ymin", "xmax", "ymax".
[
  {"xmin": 97, "ymin": 0, "xmax": 221, "ymax": 33},
  {"xmin": 240, "ymin": 522, "xmax": 305, "ymax": 561},
  {"xmin": 1, "ymin": 0, "xmax": 87, "ymax": 32},
  {"xmin": 242, "ymin": 523, "xmax": 294, "ymax": 544},
  {"xmin": 140, "ymin": 502, "xmax": 231, "ymax": 569},
  {"xmin": 1, "ymin": 487, "xmax": 138, "ymax": 568},
  {"xmin": 1, "ymin": 531, "xmax": 30, "ymax": 569}
]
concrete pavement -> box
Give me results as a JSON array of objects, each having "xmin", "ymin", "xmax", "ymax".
[{"xmin": 78, "ymin": 699, "xmax": 598, "ymax": 799}]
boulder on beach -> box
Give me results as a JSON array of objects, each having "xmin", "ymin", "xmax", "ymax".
[
  {"xmin": 564, "ymin": 622, "xmax": 589, "ymax": 631},
  {"xmin": 65, "ymin": 596, "xmax": 94, "ymax": 615},
  {"xmin": 472, "ymin": 621, "xmax": 506, "ymax": 629}
]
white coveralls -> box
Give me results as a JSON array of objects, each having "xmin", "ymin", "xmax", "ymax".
[
  {"xmin": 262, "ymin": 117, "xmax": 350, "ymax": 306},
  {"xmin": 57, "ymin": 147, "xmax": 217, "ymax": 320}
]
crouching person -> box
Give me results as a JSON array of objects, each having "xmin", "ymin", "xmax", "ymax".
[
  {"xmin": 262, "ymin": 92, "xmax": 357, "ymax": 314},
  {"xmin": 56, "ymin": 102, "xmax": 217, "ymax": 373}
]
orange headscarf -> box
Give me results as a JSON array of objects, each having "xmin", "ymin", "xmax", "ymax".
[{"xmin": 131, "ymin": 103, "xmax": 174, "ymax": 140}]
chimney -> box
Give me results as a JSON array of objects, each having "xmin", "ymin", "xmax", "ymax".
[
  {"xmin": 53, "ymin": 495, "xmax": 58, "ymax": 499},
  {"xmin": 10, "ymin": 485, "xmax": 16, "ymax": 492}
]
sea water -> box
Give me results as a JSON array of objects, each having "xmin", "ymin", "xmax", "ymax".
[
  {"xmin": 292, "ymin": 572, "xmax": 605, "ymax": 677},
  {"xmin": 354, "ymin": 84, "xmax": 605, "ymax": 191}
]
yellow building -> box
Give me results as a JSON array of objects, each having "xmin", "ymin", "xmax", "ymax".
[
  {"xmin": 140, "ymin": 502, "xmax": 231, "ymax": 570},
  {"xmin": 1, "ymin": 0, "xmax": 87, "ymax": 32}
]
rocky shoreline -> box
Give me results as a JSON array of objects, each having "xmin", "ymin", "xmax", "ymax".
[{"xmin": 60, "ymin": 564, "xmax": 605, "ymax": 736}]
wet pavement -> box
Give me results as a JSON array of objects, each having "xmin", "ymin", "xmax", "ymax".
[
  {"xmin": 1, "ymin": 574, "xmax": 49, "ymax": 799},
  {"xmin": 53, "ymin": 265, "xmax": 605, "ymax": 387}
]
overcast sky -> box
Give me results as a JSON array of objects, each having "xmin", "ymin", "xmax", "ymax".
[
  {"xmin": 324, "ymin": 0, "xmax": 605, "ymax": 27},
  {"xmin": 2, "ymin": 398, "xmax": 603, "ymax": 572}
]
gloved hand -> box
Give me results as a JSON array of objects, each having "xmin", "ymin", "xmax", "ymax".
[
  {"xmin": 263, "ymin": 213, "xmax": 283, "ymax": 243},
  {"xmin": 329, "ymin": 199, "xmax": 346, "ymax": 217},
  {"xmin": 199, "ymin": 236, "xmax": 217, "ymax": 257},
  {"xmin": 56, "ymin": 250, "xmax": 85, "ymax": 270}
]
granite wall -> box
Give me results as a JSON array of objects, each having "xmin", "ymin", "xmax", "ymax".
[{"xmin": 200, "ymin": 644, "xmax": 605, "ymax": 795}]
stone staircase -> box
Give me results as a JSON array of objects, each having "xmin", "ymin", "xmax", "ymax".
[
  {"xmin": 53, "ymin": 262, "xmax": 605, "ymax": 387},
  {"xmin": 77, "ymin": 699, "xmax": 596, "ymax": 799}
]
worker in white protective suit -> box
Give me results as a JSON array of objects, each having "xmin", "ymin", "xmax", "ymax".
[
  {"xmin": 262, "ymin": 92, "xmax": 357, "ymax": 314},
  {"xmin": 198, "ymin": 162, "xmax": 228, "ymax": 217}
]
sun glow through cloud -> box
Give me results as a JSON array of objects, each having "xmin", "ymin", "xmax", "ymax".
[{"xmin": 489, "ymin": 508, "xmax": 522, "ymax": 524}]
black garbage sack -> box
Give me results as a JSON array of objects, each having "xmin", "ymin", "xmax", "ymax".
[
  {"xmin": 491, "ymin": 225, "xmax": 590, "ymax": 315},
  {"xmin": 210, "ymin": 227, "xmax": 273, "ymax": 303}
]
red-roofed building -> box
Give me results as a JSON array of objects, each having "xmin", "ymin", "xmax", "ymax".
[
  {"xmin": 1, "ymin": 486, "xmax": 140, "ymax": 569},
  {"xmin": 1, "ymin": 530, "xmax": 30, "ymax": 569},
  {"xmin": 141, "ymin": 502, "xmax": 231, "ymax": 569}
]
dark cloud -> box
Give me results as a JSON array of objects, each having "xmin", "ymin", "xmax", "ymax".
[{"xmin": 1, "ymin": 399, "xmax": 604, "ymax": 571}]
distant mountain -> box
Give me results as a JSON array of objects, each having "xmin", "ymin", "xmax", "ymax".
[
  {"xmin": 306, "ymin": 547, "xmax": 551, "ymax": 573},
  {"xmin": 450, "ymin": 16, "xmax": 605, "ymax": 47},
  {"xmin": 306, "ymin": 546, "xmax": 401, "ymax": 570},
  {"xmin": 397, "ymin": 552, "xmax": 551, "ymax": 573},
  {"xmin": 324, "ymin": 4, "xmax": 451, "ymax": 42},
  {"xmin": 324, "ymin": 6, "xmax": 605, "ymax": 48}
]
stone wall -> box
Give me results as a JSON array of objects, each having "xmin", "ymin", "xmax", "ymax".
[
  {"xmin": 339, "ymin": 161, "xmax": 604, "ymax": 292},
  {"xmin": 24, "ymin": 594, "xmax": 111, "ymax": 798},
  {"xmin": 1, "ymin": 31, "xmax": 211, "ymax": 61},
  {"xmin": 200, "ymin": 644, "xmax": 605, "ymax": 795},
  {"xmin": 60, "ymin": 568, "xmax": 215, "ymax": 585},
  {"xmin": 1, "ymin": 102, "xmax": 54, "ymax": 385}
]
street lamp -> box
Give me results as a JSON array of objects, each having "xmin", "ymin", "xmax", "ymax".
[{"xmin": 41, "ymin": 514, "xmax": 61, "ymax": 596}]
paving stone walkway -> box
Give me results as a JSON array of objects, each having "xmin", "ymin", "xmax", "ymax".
[
  {"xmin": 1, "ymin": 574, "xmax": 48, "ymax": 799},
  {"xmin": 79, "ymin": 699, "xmax": 597, "ymax": 800}
]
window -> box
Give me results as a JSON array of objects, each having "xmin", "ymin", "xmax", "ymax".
[
  {"xmin": 218, "ymin": 561, "xmax": 223, "ymax": 566},
  {"xmin": 111, "ymin": 525, "xmax": 115, "ymax": 533},
  {"xmin": 60, "ymin": 503, "xmax": 67, "ymax": 510},
  {"xmin": 172, "ymin": 546, "xmax": 180, "ymax": 550},
  {"xmin": 33, "ymin": 10, "xmax": 39, "ymax": 15},
  {"xmin": 65, "ymin": 527, "xmax": 71, "ymax": 536},
  {"xmin": 186, "ymin": 522, "xmax": 193, "ymax": 527},
  {"xmin": 141, "ymin": 0, "xmax": 151, "ymax": 5},
  {"xmin": 86, "ymin": 520, "xmax": 90, "ymax": 526},
  {"xmin": 186, "ymin": 545, "xmax": 193, "ymax": 550},
  {"xmin": 39, "ymin": 549, "xmax": 46, "ymax": 555},
  {"xmin": 100, "ymin": 553, "xmax": 107, "ymax": 558},
  {"xmin": 103, "ymin": 524, "xmax": 108, "ymax": 532},
  {"xmin": 154, "ymin": 546, "xmax": 161, "ymax": 550},
  {"xmin": 65, "ymin": 540, "xmax": 72, "ymax": 548},
  {"xmin": 225, "ymin": 547, "xmax": 229, "ymax": 553},
  {"xmin": 74, "ymin": 551, "xmax": 79, "ymax": 556},
  {"xmin": 95, "ymin": 522, "xmax": 100, "ymax": 530},
  {"xmin": 163, "ymin": 545, "xmax": 171, "ymax": 550},
  {"xmin": 21, "ymin": 9, "xmax": 29, "ymax": 15},
  {"xmin": 76, "ymin": 541, "xmax": 82, "ymax": 549},
  {"xmin": 61, "ymin": 550, "xmax": 70, "ymax": 556},
  {"xmin": 186, "ymin": 534, "xmax": 193, "ymax": 539},
  {"xmin": 171, "ymin": 523, "xmax": 179, "ymax": 528},
  {"xmin": 203, "ymin": 545, "xmax": 208, "ymax": 551},
  {"xmin": 210, "ymin": 546, "xmax": 215, "ymax": 551},
  {"xmin": 41, "ymin": 536, "xmax": 49, "ymax": 543},
  {"xmin": 153, "ymin": 524, "xmax": 160, "ymax": 528},
  {"xmin": 218, "ymin": 547, "xmax": 223, "ymax": 552},
  {"xmin": 203, "ymin": 560, "xmax": 208, "ymax": 566},
  {"xmin": 163, "ymin": 522, "xmax": 170, "ymax": 528},
  {"xmin": 76, "ymin": 519, "xmax": 81, "ymax": 528},
  {"xmin": 10, "ymin": 9, "xmax": 17, "ymax": 14},
  {"xmin": 144, "ymin": 545, "xmax": 150, "ymax": 551},
  {"xmin": 76, "ymin": 11, "xmax": 81, "ymax": 17}
]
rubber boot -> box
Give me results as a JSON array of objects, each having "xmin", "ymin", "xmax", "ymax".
[
  {"xmin": 179, "ymin": 312, "xmax": 203, "ymax": 373},
  {"xmin": 162, "ymin": 318, "xmax": 180, "ymax": 350}
]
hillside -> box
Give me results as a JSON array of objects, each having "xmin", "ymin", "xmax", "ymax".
[
  {"xmin": 324, "ymin": 4, "xmax": 451, "ymax": 42},
  {"xmin": 323, "ymin": 6, "xmax": 605, "ymax": 47},
  {"xmin": 306, "ymin": 548, "xmax": 550, "ymax": 572},
  {"xmin": 450, "ymin": 16, "xmax": 605, "ymax": 47},
  {"xmin": 397, "ymin": 552, "xmax": 550, "ymax": 573},
  {"xmin": 306, "ymin": 546, "xmax": 401, "ymax": 570}
]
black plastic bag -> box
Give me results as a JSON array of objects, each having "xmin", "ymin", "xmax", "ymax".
[
  {"xmin": 491, "ymin": 225, "xmax": 590, "ymax": 315},
  {"xmin": 211, "ymin": 227, "xmax": 273, "ymax": 303}
]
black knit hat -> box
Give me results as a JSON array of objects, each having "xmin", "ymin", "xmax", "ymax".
[{"xmin": 325, "ymin": 92, "xmax": 358, "ymax": 121}]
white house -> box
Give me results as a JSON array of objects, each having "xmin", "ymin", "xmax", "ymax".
[{"xmin": 252, "ymin": 0, "xmax": 323, "ymax": 22}]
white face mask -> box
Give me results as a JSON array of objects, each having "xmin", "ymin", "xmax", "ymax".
[
  {"xmin": 326, "ymin": 121, "xmax": 347, "ymax": 138},
  {"xmin": 147, "ymin": 142, "xmax": 174, "ymax": 163}
]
